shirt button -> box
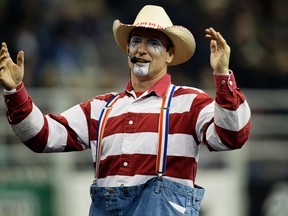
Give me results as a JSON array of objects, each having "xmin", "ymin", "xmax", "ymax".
[
  {"xmin": 221, "ymin": 80, "xmax": 226, "ymax": 85},
  {"xmin": 123, "ymin": 162, "xmax": 128, "ymax": 167},
  {"xmin": 229, "ymin": 80, "xmax": 233, "ymax": 85},
  {"xmin": 128, "ymin": 120, "xmax": 133, "ymax": 125}
]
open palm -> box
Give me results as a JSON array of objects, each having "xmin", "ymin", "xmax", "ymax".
[
  {"xmin": 0, "ymin": 42, "xmax": 24, "ymax": 90},
  {"xmin": 205, "ymin": 28, "xmax": 230, "ymax": 75}
]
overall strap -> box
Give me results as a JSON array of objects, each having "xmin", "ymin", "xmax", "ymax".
[
  {"xmin": 156, "ymin": 84, "xmax": 176, "ymax": 178},
  {"xmin": 95, "ymin": 94, "xmax": 120, "ymax": 179}
]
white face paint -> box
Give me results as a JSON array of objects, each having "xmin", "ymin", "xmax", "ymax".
[
  {"xmin": 133, "ymin": 63, "xmax": 150, "ymax": 76},
  {"xmin": 129, "ymin": 35, "xmax": 166, "ymax": 77}
]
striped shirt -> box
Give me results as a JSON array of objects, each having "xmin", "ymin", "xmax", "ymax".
[{"xmin": 3, "ymin": 72, "xmax": 251, "ymax": 188}]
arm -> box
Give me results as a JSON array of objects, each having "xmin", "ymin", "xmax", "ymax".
[
  {"xmin": 199, "ymin": 28, "xmax": 251, "ymax": 150},
  {"xmin": 1, "ymin": 42, "xmax": 90, "ymax": 153}
]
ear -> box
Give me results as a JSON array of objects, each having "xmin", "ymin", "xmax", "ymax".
[{"xmin": 166, "ymin": 47, "xmax": 175, "ymax": 64}]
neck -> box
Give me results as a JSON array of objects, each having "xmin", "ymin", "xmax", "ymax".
[{"xmin": 131, "ymin": 72, "xmax": 166, "ymax": 92}]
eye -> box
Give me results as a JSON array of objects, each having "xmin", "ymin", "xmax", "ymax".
[
  {"xmin": 148, "ymin": 38, "xmax": 162, "ymax": 46},
  {"xmin": 130, "ymin": 36, "xmax": 142, "ymax": 44}
]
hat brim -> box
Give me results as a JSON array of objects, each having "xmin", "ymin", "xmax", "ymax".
[{"xmin": 113, "ymin": 20, "xmax": 195, "ymax": 66}]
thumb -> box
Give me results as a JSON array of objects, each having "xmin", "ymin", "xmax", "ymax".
[
  {"xmin": 16, "ymin": 51, "xmax": 24, "ymax": 69},
  {"xmin": 210, "ymin": 40, "xmax": 217, "ymax": 53}
]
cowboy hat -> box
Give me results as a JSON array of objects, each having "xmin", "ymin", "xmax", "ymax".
[{"xmin": 113, "ymin": 5, "xmax": 195, "ymax": 66}]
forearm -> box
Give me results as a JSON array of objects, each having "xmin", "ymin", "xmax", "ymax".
[
  {"xmin": 3, "ymin": 83, "xmax": 89, "ymax": 153},
  {"xmin": 202, "ymin": 71, "xmax": 251, "ymax": 151}
]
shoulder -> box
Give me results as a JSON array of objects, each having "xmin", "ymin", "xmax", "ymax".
[
  {"xmin": 93, "ymin": 92, "xmax": 120, "ymax": 102},
  {"xmin": 174, "ymin": 85, "xmax": 210, "ymax": 97}
]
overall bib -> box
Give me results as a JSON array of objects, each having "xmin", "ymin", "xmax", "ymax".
[{"xmin": 89, "ymin": 85, "xmax": 205, "ymax": 216}]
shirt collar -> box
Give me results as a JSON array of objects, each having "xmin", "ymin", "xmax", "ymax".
[{"xmin": 125, "ymin": 74, "xmax": 172, "ymax": 98}]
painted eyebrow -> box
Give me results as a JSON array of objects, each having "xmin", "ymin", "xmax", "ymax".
[
  {"xmin": 129, "ymin": 34, "xmax": 173, "ymax": 49},
  {"xmin": 130, "ymin": 36, "xmax": 166, "ymax": 47}
]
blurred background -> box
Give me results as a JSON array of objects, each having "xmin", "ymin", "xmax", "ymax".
[{"xmin": 0, "ymin": 0, "xmax": 287, "ymax": 215}]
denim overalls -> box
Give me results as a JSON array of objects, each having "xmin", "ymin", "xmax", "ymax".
[{"xmin": 89, "ymin": 85, "xmax": 205, "ymax": 216}]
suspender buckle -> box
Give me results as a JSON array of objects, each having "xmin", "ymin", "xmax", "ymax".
[{"xmin": 156, "ymin": 172, "xmax": 164, "ymax": 181}]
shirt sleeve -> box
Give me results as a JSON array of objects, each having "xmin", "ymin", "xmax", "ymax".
[
  {"xmin": 3, "ymin": 83, "xmax": 90, "ymax": 153},
  {"xmin": 202, "ymin": 70, "xmax": 251, "ymax": 151}
]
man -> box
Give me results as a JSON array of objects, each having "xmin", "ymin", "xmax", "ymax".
[{"xmin": 0, "ymin": 5, "xmax": 251, "ymax": 216}]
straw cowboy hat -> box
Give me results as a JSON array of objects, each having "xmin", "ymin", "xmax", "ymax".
[{"xmin": 113, "ymin": 5, "xmax": 195, "ymax": 66}]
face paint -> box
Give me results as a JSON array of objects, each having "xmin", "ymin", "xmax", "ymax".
[
  {"xmin": 129, "ymin": 36, "xmax": 166, "ymax": 77},
  {"xmin": 148, "ymin": 38, "xmax": 165, "ymax": 55},
  {"xmin": 129, "ymin": 36, "xmax": 165, "ymax": 55},
  {"xmin": 133, "ymin": 63, "xmax": 150, "ymax": 76}
]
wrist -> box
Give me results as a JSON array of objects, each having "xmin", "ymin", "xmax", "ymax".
[
  {"xmin": 4, "ymin": 81, "xmax": 23, "ymax": 90},
  {"xmin": 3, "ymin": 82, "xmax": 23, "ymax": 95},
  {"xmin": 213, "ymin": 69, "xmax": 229, "ymax": 75}
]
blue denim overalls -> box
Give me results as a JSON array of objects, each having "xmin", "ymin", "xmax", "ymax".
[{"xmin": 89, "ymin": 85, "xmax": 205, "ymax": 216}]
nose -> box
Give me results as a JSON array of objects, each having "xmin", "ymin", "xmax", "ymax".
[{"xmin": 137, "ymin": 41, "xmax": 148, "ymax": 54}]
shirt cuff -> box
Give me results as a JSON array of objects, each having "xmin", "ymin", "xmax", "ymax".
[
  {"xmin": 3, "ymin": 88, "xmax": 17, "ymax": 95},
  {"xmin": 214, "ymin": 70, "xmax": 237, "ymax": 92},
  {"xmin": 3, "ymin": 82, "xmax": 24, "ymax": 95},
  {"xmin": 3, "ymin": 82, "xmax": 29, "ymax": 108}
]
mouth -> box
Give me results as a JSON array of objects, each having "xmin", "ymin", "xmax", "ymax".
[{"xmin": 137, "ymin": 58, "xmax": 150, "ymax": 63}]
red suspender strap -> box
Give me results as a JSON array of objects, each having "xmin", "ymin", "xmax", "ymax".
[
  {"xmin": 95, "ymin": 94, "xmax": 120, "ymax": 179},
  {"xmin": 156, "ymin": 84, "xmax": 176, "ymax": 178}
]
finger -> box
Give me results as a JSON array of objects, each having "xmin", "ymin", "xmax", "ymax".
[
  {"xmin": 216, "ymin": 32, "xmax": 231, "ymax": 54},
  {"xmin": 205, "ymin": 27, "xmax": 218, "ymax": 39},
  {"xmin": 0, "ymin": 44, "xmax": 10, "ymax": 59},
  {"xmin": 215, "ymin": 32, "xmax": 227, "ymax": 46},
  {"xmin": 0, "ymin": 53, "xmax": 9, "ymax": 61},
  {"xmin": 206, "ymin": 28, "xmax": 225, "ymax": 44},
  {"xmin": 17, "ymin": 51, "xmax": 24, "ymax": 69},
  {"xmin": 0, "ymin": 45, "xmax": 5, "ymax": 56},
  {"xmin": 1, "ymin": 42, "xmax": 8, "ymax": 54},
  {"xmin": 2, "ymin": 42, "xmax": 7, "ymax": 48},
  {"xmin": 210, "ymin": 40, "xmax": 217, "ymax": 53}
]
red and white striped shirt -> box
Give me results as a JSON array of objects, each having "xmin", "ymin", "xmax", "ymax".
[{"xmin": 3, "ymin": 72, "xmax": 251, "ymax": 188}]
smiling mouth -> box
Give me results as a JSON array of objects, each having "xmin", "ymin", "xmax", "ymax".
[{"xmin": 137, "ymin": 58, "xmax": 149, "ymax": 63}]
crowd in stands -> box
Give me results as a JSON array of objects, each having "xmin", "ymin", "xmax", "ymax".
[{"xmin": 0, "ymin": 0, "xmax": 287, "ymax": 89}]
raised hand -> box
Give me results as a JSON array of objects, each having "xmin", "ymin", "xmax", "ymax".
[
  {"xmin": 0, "ymin": 42, "xmax": 24, "ymax": 90},
  {"xmin": 205, "ymin": 27, "xmax": 230, "ymax": 75}
]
